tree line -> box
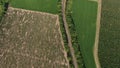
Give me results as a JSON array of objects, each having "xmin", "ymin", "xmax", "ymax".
[{"xmin": 57, "ymin": 0, "xmax": 86, "ymax": 68}]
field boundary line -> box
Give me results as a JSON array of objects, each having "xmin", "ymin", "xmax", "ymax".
[
  {"xmin": 8, "ymin": 7, "xmax": 58, "ymax": 16},
  {"xmin": 93, "ymin": 0, "xmax": 102, "ymax": 68},
  {"xmin": 61, "ymin": 0, "xmax": 78, "ymax": 68},
  {"xmin": 56, "ymin": 15, "xmax": 70, "ymax": 68}
]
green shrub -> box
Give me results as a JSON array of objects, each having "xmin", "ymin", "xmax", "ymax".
[
  {"xmin": 57, "ymin": 0, "xmax": 74, "ymax": 67},
  {"xmin": 66, "ymin": 0, "xmax": 86, "ymax": 68},
  {"xmin": 0, "ymin": 0, "xmax": 9, "ymax": 21}
]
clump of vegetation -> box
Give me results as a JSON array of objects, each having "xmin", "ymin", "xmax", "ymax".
[
  {"xmin": 58, "ymin": 0, "xmax": 86, "ymax": 68},
  {"xmin": 66, "ymin": 0, "xmax": 85, "ymax": 68},
  {"xmin": 0, "ymin": 0, "xmax": 9, "ymax": 21},
  {"xmin": 0, "ymin": 2, "xmax": 4, "ymax": 20},
  {"xmin": 57, "ymin": 0, "xmax": 74, "ymax": 68}
]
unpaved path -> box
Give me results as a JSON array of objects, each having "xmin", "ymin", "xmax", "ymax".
[
  {"xmin": 93, "ymin": 0, "xmax": 102, "ymax": 68},
  {"xmin": 61, "ymin": 0, "xmax": 78, "ymax": 68}
]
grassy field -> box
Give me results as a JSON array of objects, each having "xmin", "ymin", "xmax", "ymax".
[
  {"xmin": 72, "ymin": 0, "xmax": 98, "ymax": 68},
  {"xmin": 10, "ymin": 0, "xmax": 58, "ymax": 14},
  {"xmin": 0, "ymin": 7, "xmax": 68, "ymax": 68},
  {"xmin": 98, "ymin": 0, "xmax": 120, "ymax": 68}
]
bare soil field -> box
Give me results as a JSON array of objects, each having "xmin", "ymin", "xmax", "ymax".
[{"xmin": 0, "ymin": 7, "xmax": 69, "ymax": 68}]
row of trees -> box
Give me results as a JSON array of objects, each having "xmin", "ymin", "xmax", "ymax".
[
  {"xmin": 57, "ymin": 0, "xmax": 86, "ymax": 68},
  {"xmin": 65, "ymin": 0, "xmax": 86, "ymax": 68},
  {"xmin": 57, "ymin": 0, "xmax": 74, "ymax": 68}
]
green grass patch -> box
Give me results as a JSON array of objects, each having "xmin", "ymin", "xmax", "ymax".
[
  {"xmin": 10, "ymin": 0, "xmax": 58, "ymax": 14},
  {"xmin": 72, "ymin": 0, "xmax": 98, "ymax": 68},
  {"xmin": 98, "ymin": 0, "xmax": 120, "ymax": 68}
]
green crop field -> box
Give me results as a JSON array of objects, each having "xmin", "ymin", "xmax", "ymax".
[
  {"xmin": 10, "ymin": 0, "xmax": 58, "ymax": 14},
  {"xmin": 98, "ymin": 0, "xmax": 120, "ymax": 68},
  {"xmin": 72, "ymin": 0, "xmax": 98, "ymax": 68}
]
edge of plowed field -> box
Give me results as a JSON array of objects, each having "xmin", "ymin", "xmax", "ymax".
[{"xmin": 2, "ymin": 7, "xmax": 70, "ymax": 68}]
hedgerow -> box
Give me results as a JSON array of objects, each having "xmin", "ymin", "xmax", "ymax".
[
  {"xmin": 66, "ymin": 0, "xmax": 86, "ymax": 68},
  {"xmin": 57, "ymin": 0, "xmax": 86, "ymax": 68},
  {"xmin": 57, "ymin": 0, "xmax": 74, "ymax": 67}
]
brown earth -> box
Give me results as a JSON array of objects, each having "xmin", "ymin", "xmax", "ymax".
[{"xmin": 0, "ymin": 7, "xmax": 69, "ymax": 68}]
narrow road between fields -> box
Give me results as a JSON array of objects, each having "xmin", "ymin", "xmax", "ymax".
[
  {"xmin": 93, "ymin": 0, "xmax": 102, "ymax": 68},
  {"xmin": 61, "ymin": 0, "xmax": 78, "ymax": 68}
]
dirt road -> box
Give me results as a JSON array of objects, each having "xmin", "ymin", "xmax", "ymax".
[
  {"xmin": 93, "ymin": 0, "xmax": 102, "ymax": 68},
  {"xmin": 61, "ymin": 0, "xmax": 78, "ymax": 68}
]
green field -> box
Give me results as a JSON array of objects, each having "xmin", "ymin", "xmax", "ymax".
[
  {"xmin": 98, "ymin": 0, "xmax": 120, "ymax": 68},
  {"xmin": 72, "ymin": 0, "xmax": 98, "ymax": 68},
  {"xmin": 10, "ymin": 0, "xmax": 58, "ymax": 14}
]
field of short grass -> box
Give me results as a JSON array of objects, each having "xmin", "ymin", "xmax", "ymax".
[
  {"xmin": 98, "ymin": 0, "xmax": 120, "ymax": 68},
  {"xmin": 10, "ymin": 0, "xmax": 58, "ymax": 14},
  {"xmin": 72, "ymin": 0, "xmax": 98, "ymax": 68},
  {"xmin": 0, "ymin": 7, "xmax": 68, "ymax": 68}
]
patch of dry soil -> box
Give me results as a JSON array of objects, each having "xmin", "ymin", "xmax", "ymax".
[{"xmin": 0, "ymin": 7, "xmax": 69, "ymax": 68}]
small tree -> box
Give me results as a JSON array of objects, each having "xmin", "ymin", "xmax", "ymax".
[{"xmin": 0, "ymin": 5, "xmax": 4, "ymax": 18}]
